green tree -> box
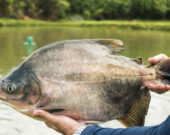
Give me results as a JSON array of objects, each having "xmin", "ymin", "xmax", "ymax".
[
  {"xmin": 0, "ymin": 0, "xmax": 13, "ymax": 17},
  {"xmin": 94, "ymin": 0, "xmax": 131, "ymax": 19},
  {"xmin": 131, "ymin": 0, "xmax": 168, "ymax": 19},
  {"xmin": 68, "ymin": 0, "xmax": 131, "ymax": 20},
  {"xmin": 36, "ymin": 0, "xmax": 70, "ymax": 20},
  {"xmin": 12, "ymin": 0, "xmax": 26, "ymax": 19},
  {"xmin": 0, "ymin": 0, "xmax": 170, "ymax": 20}
]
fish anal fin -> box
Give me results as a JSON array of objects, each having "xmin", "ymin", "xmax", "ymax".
[
  {"xmin": 89, "ymin": 39, "xmax": 124, "ymax": 53},
  {"xmin": 118, "ymin": 88, "xmax": 150, "ymax": 127}
]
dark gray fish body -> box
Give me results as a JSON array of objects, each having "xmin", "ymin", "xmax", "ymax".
[{"xmin": 0, "ymin": 39, "xmax": 169, "ymax": 127}]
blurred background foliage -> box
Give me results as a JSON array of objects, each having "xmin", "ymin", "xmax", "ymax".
[{"xmin": 1, "ymin": 0, "xmax": 170, "ymax": 20}]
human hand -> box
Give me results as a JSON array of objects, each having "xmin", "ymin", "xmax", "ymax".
[
  {"xmin": 148, "ymin": 54, "xmax": 168, "ymax": 65},
  {"xmin": 145, "ymin": 54, "xmax": 170, "ymax": 92},
  {"xmin": 33, "ymin": 110, "xmax": 82, "ymax": 135}
]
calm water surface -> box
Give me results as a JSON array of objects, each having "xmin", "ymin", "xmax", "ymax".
[{"xmin": 0, "ymin": 26, "xmax": 170, "ymax": 135}]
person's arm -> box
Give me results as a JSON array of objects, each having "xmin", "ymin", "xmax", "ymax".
[
  {"xmin": 33, "ymin": 54, "xmax": 170, "ymax": 135},
  {"xmin": 81, "ymin": 116, "xmax": 170, "ymax": 135},
  {"xmin": 33, "ymin": 111, "xmax": 170, "ymax": 135}
]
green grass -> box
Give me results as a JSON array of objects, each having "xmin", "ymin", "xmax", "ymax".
[
  {"xmin": 0, "ymin": 18, "xmax": 56, "ymax": 27},
  {"xmin": 1, "ymin": 18, "xmax": 170, "ymax": 31}
]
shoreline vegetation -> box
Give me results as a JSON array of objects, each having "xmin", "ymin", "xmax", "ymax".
[{"xmin": 1, "ymin": 18, "xmax": 170, "ymax": 31}]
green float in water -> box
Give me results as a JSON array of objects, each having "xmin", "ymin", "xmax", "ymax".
[{"xmin": 24, "ymin": 36, "xmax": 36, "ymax": 54}]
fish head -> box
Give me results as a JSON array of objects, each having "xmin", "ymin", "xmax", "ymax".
[{"xmin": 0, "ymin": 66, "xmax": 41, "ymax": 114}]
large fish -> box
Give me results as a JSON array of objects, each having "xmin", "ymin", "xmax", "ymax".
[{"xmin": 0, "ymin": 39, "xmax": 169, "ymax": 127}]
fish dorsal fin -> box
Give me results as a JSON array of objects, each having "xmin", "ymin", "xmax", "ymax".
[
  {"xmin": 119, "ymin": 88, "xmax": 150, "ymax": 127},
  {"xmin": 89, "ymin": 39, "xmax": 124, "ymax": 53},
  {"xmin": 132, "ymin": 57, "xmax": 143, "ymax": 65}
]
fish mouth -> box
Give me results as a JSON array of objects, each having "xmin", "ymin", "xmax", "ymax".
[
  {"xmin": 0, "ymin": 88, "xmax": 7, "ymax": 101},
  {"xmin": 0, "ymin": 95, "xmax": 7, "ymax": 101}
]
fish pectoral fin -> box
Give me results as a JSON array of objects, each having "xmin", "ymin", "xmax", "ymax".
[
  {"xmin": 118, "ymin": 88, "xmax": 151, "ymax": 127},
  {"xmin": 89, "ymin": 39, "xmax": 124, "ymax": 53},
  {"xmin": 79, "ymin": 120, "xmax": 102, "ymax": 125},
  {"xmin": 38, "ymin": 104, "xmax": 65, "ymax": 113},
  {"xmin": 40, "ymin": 108, "xmax": 65, "ymax": 113}
]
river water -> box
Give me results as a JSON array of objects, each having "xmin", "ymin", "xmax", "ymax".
[{"xmin": 0, "ymin": 26, "xmax": 170, "ymax": 135}]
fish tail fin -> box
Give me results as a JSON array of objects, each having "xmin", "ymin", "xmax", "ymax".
[{"xmin": 118, "ymin": 88, "xmax": 150, "ymax": 127}]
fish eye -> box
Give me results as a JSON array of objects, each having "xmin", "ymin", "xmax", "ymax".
[{"xmin": 6, "ymin": 84, "xmax": 15, "ymax": 93}]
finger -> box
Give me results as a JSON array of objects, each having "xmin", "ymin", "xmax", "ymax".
[
  {"xmin": 145, "ymin": 83, "xmax": 157, "ymax": 90},
  {"xmin": 144, "ymin": 82, "xmax": 170, "ymax": 90},
  {"xmin": 158, "ymin": 84, "xmax": 166, "ymax": 90},
  {"xmin": 148, "ymin": 54, "xmax": 168, "ymax": 64},
  {"xmin": 165, "ymin": 85, "xmax": 170, "ymax": 90},
  {"xmin": 147, "ymin": 84, "xmax": 164, "ymax": 90},
  {"xmin": 33, "ymin": 110, "xmax": 60, "ymax": 123},
  {"xmin": 33, "ymin": 110, "xmax": 79, "ymax": 126}
]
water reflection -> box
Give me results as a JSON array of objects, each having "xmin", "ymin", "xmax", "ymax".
[{"xmin": 0, "ymin": 26, "xmax": 170, "ymax": 135}]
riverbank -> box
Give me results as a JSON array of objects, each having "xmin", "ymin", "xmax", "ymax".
[{"xmin": 1, "ymin": 18, "xmax": 170, "ymax": 31}]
